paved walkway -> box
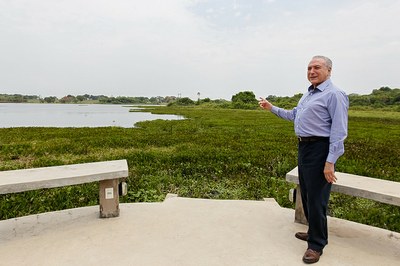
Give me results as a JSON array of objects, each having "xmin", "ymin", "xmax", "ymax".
[{"xmin": 1, "ymin": 195, "xmax": 399, "ymax": 265}]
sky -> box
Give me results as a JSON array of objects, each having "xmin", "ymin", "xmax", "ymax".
[{"xmin": 1, "ymin": 0, "xmax": 399, "ymax": 100}]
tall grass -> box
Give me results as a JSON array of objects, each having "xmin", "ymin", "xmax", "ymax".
[{"xmin": 0, "ymin": 107, "xmax": 399, "ymax": 232}]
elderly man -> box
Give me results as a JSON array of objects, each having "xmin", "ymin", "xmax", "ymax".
[{"xmin": 259, "ymin": 55, "xmax": 349, "ymax": 264}]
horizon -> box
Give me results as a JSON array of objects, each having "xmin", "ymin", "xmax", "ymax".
[{"xmin": 2, "ymin": 85, "xmax": 399, "ymax": 101}]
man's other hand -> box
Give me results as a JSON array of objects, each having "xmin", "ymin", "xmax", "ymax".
[{"xmin": 324, "ymin": 162, "xmax": 337, "ymax": 183}]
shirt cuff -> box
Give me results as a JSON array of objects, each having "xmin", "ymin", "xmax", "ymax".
[{"xmin": 326, "ymin": 153, "xmax": 338, "ymax": 164}]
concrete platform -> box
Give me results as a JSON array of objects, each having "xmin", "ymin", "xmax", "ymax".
[{"xmin": 1, "ymin": 195, "xmax": 399, "ymax": 265}]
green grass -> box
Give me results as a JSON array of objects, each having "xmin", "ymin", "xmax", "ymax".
[{"xmin": 0, "ymin": 107, "xmax": 399, "ymax": 232}]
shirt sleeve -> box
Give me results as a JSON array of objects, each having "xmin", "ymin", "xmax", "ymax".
[
  {"xmin": 326, "ymin": 91, "xmax": 349, "ymax": 163},
  {"xmin": 271, "ymin": 106, "xmax": 297, "ymax": 122}
]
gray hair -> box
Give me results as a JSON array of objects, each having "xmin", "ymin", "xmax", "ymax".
[{"xmin": 312, "ymin": 55, "xmax": 332, "ymax": 70}]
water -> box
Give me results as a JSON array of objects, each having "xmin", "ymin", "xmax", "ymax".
[{"xmin": 0, "ymin": 103, "xmax": 183, "ymax": 128}]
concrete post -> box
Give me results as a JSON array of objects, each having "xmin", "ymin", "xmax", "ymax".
[
  {"xmin": 99, "ymin": 179, "xmax": 120, "ymax": 218},
  {"xmin": 294, "ymin": 184, "xmax": 308, "ymax": 225}
]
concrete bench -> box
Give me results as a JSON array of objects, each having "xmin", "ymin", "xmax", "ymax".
[
  {"xmin": 286, "ymin": 166, "xmax": 400, "ymax": 224},
  {"xmin": 0, "ymin": 159, "xmax": 129, "ymax": 218}
]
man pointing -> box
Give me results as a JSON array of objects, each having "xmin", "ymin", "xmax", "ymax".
[{"xmin": 259, "ymin": 55, "xmax": 349, "ymax": 263}]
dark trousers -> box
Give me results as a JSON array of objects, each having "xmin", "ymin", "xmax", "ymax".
[{"xmin": 298, "ymin": 139, "xmax": 332, "ymax": 252}]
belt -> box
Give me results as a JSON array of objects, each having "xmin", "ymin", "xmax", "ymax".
[{"xmin": 297, "ymin": 136, "xmax": 329, "ymax": 142}]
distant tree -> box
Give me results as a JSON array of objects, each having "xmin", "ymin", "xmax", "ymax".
[
  {"xmin": 43, "ymin": 96, "xmax": 58, "ymax": 103},
  {"xmin": 378, "ymin": 86, "xmax": 391, "ymax": 92},
  {"xmin": 76, "ymin": 95, "xmax": 87, "ymax": 102},
  {"xmin": 176, "ymin": 97, "xmax": 195, "ymax": 105},
  {"xmin": 149, "ymin": 96, "xmax": 165, "ymax": 104},
  {"xmin": 348, "ymin": 86, "xmax": 400, "ymax": 109},
  {"xmin": 232, "ymin": 91, "xmax": 257, "ymax": 104},
  {"xmin": 231, "ymin": 91, "xmax": 258, "ymax": 109},
  {"xmin": 164, "ymin": 96, "xmax": 177, "ymax": 103},
  {"xmin": 167, "ymin": 97, "xmax": 195, "ymax": 106},
  {"xmin": 266, "ymin": 93, "xmax": 302, "ymax": 109},
  {"xmin": 59, "ymin": 95, "xmax": 76, "ymax": 103}
]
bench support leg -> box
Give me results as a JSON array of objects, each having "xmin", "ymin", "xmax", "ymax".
[
  {"xmin": 99, "ymin": 179, "xmax": 120, "ymax": 218},
  {"xmin": 294, "ymin": 185, "xmax": 308, "ymax": 225}
]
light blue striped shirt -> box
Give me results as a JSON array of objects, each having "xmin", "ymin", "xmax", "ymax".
[{"xmin": 271, "ymin": 79, "xmax": 349, "ymax": 163}]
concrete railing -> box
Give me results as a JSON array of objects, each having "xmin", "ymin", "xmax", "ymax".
[{"xmin": 0, "ymin": 160, "xmax": 129, "ymax": 218}]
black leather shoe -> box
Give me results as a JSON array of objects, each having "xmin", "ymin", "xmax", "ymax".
[
  {"xmin": 302, "ymin": 248, "xmax": 322, "ymax": 264},
  {"xmin": 295, "ymin": 232, "xmax": 308, "ymax": 241}
]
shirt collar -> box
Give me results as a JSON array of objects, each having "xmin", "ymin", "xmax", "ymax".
[{"xmin": 308, "ymin": 78, "xmax": 331, "ymax": 92}]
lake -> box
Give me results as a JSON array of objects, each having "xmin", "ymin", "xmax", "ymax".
[{"xmin": 0, "ymin": 103, "xmax": 183, "ymax": 128}]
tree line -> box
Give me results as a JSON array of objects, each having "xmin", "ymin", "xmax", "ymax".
[
  {"xmin": 1, "ymin": 86, "xmax": 399, "ymax": 111},
  {"xmin": 225, "ymin": 87, "xmax": 400, "ymax": 111},
  {"xmin": 0, "ymin": 94, "xmax": 178, "ymax": 105},
  {"xmin": 218, "ymin": 87, "xmax": 399, "ymax": 111}
]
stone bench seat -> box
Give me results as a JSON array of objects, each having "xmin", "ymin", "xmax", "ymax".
[
  {"xmin": 285, "ymin": 166, "xmax": 400, "ymax": 224},
  {"xmin": 0, "ymin": 159, "xmax": 129, "ymax": 218}
]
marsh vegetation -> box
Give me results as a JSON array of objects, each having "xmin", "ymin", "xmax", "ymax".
[{"xmin": 0, "ymin": 104, "xmax": 399, "ymax": 232}]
